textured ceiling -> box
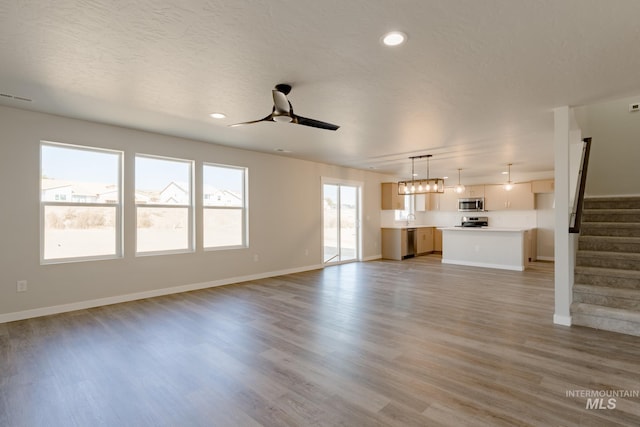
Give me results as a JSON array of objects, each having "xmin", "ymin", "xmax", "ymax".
[{"xmin": 2, "ymin": 0, "xmax": 640, "ymax": 184}]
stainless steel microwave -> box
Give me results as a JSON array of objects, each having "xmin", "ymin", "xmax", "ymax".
[{"xmin": 458, "ymin": 197, "xmax": 484, "ymax": 212}]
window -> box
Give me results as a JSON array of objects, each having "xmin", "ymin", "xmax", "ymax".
[
  {"xmin": 135, "ymin": 155, "xmax": 193, "ymax": 254},
  {"xmin": 40, "ymin": 142, "xmax": 122, "ymax": 263},
  {"xmin": 395, "ymin": 195, "xmax": 414, "ymax": 221},
  {"xmin": 203, "ymin": 163, "xmax": 247, "ymax": 249}
]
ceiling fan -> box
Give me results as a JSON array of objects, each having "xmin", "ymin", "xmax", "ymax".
[{"xmin": 230, "ymin": 84, "xmax": 340, "ymax": 131}]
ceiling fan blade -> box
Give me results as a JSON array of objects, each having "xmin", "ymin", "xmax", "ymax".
[
  {"xmin": 229, "ymin": 114, "xmax": 274, "ymax": 127},
  {"xmin": 293, "ymin": 115, "xmax": 340, "ymax": 131},
  {"xmin": 272, "ymin": 89, "xmax": 291, "ymax": 114}
]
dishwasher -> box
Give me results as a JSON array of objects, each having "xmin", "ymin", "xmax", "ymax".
[{"xmin": 405, "ymin": 228, "xmax": 417, "ymax": 258}]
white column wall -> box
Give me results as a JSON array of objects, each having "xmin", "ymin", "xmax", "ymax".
[{"xmin": 553, "ymin": 106, "xmax": 572, "ymax": 326}]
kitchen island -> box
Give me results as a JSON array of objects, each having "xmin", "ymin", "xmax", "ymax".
[{"xmin": 440, "ymin": 227, "xmax": 535, "ymax": 271}]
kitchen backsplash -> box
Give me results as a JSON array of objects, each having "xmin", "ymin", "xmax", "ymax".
[{"xmin": 380, "ymin": 209, "xmax": 537, "ymax": 228}]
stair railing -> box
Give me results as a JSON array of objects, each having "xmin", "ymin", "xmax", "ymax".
[{"xmin": 569, "ymin": 137, "xmax": 592, "ymax": 233}]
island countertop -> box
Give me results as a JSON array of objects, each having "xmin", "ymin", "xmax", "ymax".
[{"xmin": 438, "ymin": 226, "xmax": 530, "ymax": 232}]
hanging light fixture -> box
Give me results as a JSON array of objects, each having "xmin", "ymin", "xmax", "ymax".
[
  {"xmin": 397, "ymin": 155, "xmax": 445, "ymax": 195},
  {"xmin": 454, "ymin": 168, "xmax": 466, "ymax": 194},
  {"xmin": 504, "ymin": 163, "xmax": 514, "ymax": 191}
]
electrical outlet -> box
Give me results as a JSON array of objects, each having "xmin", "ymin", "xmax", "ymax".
[
  {"xmin": 16, "ymin": 280, "xmax": 27, "ymax": 292},
  {"xmin": 253, "ymin": 254, "xmax": 259, "ymax": 262}
]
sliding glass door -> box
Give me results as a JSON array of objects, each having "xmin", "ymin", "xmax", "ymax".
[{"xmin": 323, "ymin": 182, "xmax": 360, "ymax": 264}]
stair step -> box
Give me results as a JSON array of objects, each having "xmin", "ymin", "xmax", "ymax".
[
  {"xmin": 576, "ymin": 251, "xmax": 640, "ymax": 271},
  {"xmin": 573, "ymin": 284, "xmax": 640, "ymax": 310},
  {"xmin": 571, "ymin": 302, "xmax": 640, "ymax": 337},
  {"xmin": 578, "ymin": 235, "xmax": 640, "ymax": 253},
  {"xmin": 582, "ymin": 209, "xmax": 640, "ymax": 223},
  {"xmin": 575, "ymin": 266, "xmax": 640, "ymax": 289},
  {"xmin": 584, "ymin": 197, "xmax": 640, "ymax": 210},
  {"xmin": 580, "ymin": 222, "xmax": 640, "ymax": 237}
]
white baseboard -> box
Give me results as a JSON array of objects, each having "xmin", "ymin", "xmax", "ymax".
[
  {"xmin": 362, "ymin": 254, "xmax": 382, "ymax": 262},
  {"xmin": 536, "ymin": 256, "xmax": 555, "ymax": 262},
  {"xmin": 553, "ymin": 314, "xmax": 572, "ymax": 326},
  {"xmin": 441, "ymin": 259, "xmax": 525, "ymax": 271},
  {"xmin": 0, "ymin": 264, "xmax": 324, "ymax": 324},
  {"xmin": 586, "ymin": 193, "xmax": 640, "ymax": 198}
]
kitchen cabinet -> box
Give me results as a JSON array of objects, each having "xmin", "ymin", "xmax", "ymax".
[
  {"xmin": 525, "ymin": 228, "xmax": 537, "ymax": 263},
  {"xmin": 531, "ymin": 179, "xmax": 554, "ymax": 193},
  {"xmin": 382, "ymin": 227, "xmax": 436, "ymax": 260},
  {"xmin": 434, "ymin": 228, "xmax": 443, "ymax": 253},
  {"xmin": 430, "ymin": 188, "xmax": 458, "ymax": 211},
  {"xmin": 458, "ymin": 185, "xmax": 485, "ymax": 198},
  {"xmin": 381, "ymin": 228, "xmax": 406, "ymax": 260},
  {"xmin": 484, "ymin": 183, "xmax": 534, "ymax": 210},
  {"xmin": 381, "ymin": 183, "xmax": 405, "ymax": 210},
  {"xmin": 417, "ymin": 227, "xmax": 434, "ymax": 254}
]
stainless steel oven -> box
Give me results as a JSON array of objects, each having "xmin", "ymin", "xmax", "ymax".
[{"xmin": 458, "ymin": 197, "xmax": 484, "ymax": 212}]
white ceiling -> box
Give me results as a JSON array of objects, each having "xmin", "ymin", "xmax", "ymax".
[{"xmin": 2, "ymin": 0, "xmax": 640, "ymax": 185}]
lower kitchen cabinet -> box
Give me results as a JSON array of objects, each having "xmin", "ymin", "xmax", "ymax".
[
  {"xmin": 382, "ymin": 227, "xmax": 436, "ymax": 260},
  {"xmin": 434, "ymin": 228, "xmax": 443, "ymax": 253},
  {"xmin": 417, "ymin": 227, "xmax": 434, "ymax": 255}
]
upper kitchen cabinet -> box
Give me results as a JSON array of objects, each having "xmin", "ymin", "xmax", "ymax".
[
  {"xmin": 381, "ymin": 182, "xmax": 405, "ymax": 210},
  {"xmin": 458, "ymin": 185, "xmax": 485, "ymax": 198},
  {"xmin": 484, "ymin": 183, "xmax": 534, "ymax": 210},
  {"xmin": 531, "ymin": 179, "xmax": 554, "ymax": 193},
  {"xmin": 428, "ymin": 188, "xmax": 458, "ymax": 211}
]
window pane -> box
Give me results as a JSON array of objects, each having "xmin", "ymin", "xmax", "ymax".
[
  {"xmin": 135, "ymin": 156, "xmax": 191, "ymax": 205},
  {"xmin": 203, "ymin": 164, "xmax": 244, "ymax": 207},
  {"xmin": 323, "ymin": 184, "xmax": 339, "ymax": 263},
  {"xmin": 340, "ymin": 186, "xmax": 358, "ymax": 261},
  {"xmin": 136, "ymin": 207, "xmax": 190, "ymax": 253},
  {"xmin": 43, "ymin": 206, "xmax": 117, "ymax": 260},
  {"xmin": 204, "ymin": 209, "xmax": 243, "ymax": 247},
  {"xmin": 41, "ymin": 144, "xmax": 120, "ymax": 204}
]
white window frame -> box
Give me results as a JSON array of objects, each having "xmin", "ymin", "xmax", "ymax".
[
  {"xmin": 203, "ymin": 162, "xmax": 248, "ymax": 250},
  {"xmin": 40, "ymin": 141, "xmax": 123, "ymax": 264},
  {"xmin": 135, "ymin": 154, "xmax": 195, "ymax": 256}
]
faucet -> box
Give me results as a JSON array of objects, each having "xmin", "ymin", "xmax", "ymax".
[{"xmin": 406, "ymin": 213, "xmax": 416, "ymax": 226}]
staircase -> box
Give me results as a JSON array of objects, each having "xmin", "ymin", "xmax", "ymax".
[{"xmin": 572, "ymin": 196, "xmax": 640, "ymax": 336}]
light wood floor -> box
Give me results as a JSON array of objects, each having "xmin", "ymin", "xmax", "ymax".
[{"xmin": 2, "ymin": 256, "xmax": 640, "ymax": 426}]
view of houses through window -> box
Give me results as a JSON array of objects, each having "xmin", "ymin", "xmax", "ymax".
[
  {"xmin": 40, "ymin": 142, "xmax": 122, "ymax": 262},
  {"xmin": 203, "ymin": 163, "xmax": 246, "ymax": 248},
  {"xmin": 135, "ymin": 155, "xmax": 194, "ymax": 254},
  {"xmin": 40, "ymin": 141, "xmax": 248, "ymax": 263}
]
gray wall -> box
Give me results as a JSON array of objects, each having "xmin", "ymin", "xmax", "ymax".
[
  {"xmin": 574, "ymin": 94, "xmax": 640, "ymax": 197},
  {"xmin": 0, "ymin": 106, "xmax": 387, "ymax": 319}
]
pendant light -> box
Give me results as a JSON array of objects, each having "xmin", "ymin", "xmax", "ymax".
[
  {"xmin": 504, "ymin": 163, "xmax": 513, "ymax": 191},
  {"xmin": 397, "ymin": 155, "xmax": 445, "ymax": 195},
  {"xmin": 454, "ymin": 168, "xmax": 466, "ymax": 194}
]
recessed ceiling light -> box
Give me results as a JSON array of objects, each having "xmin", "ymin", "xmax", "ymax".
[
  {"xmin": 501, "ymin": 171, "xmax": 509, "ymax": 175},
  {"xmin": 274, "ymin": 148, "xmax": 292, "ymax": 153},
  {"xmin": 442, "ymin": 176, "xmax": 449, "ymax": 180},
  {"xmin": 209, "ymin": 112, "xmax": 226, "ymax": 119},
  {"xmin": 381, "ymin": 31, "xmax": 407, "ymax": 47}
]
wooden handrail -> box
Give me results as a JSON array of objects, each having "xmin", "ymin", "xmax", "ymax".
[{"xmin": 569, "ymin": 137, "xmax": 592, "ymax": 233}]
